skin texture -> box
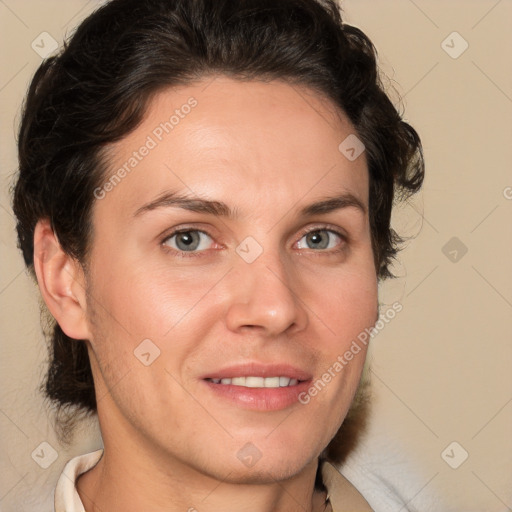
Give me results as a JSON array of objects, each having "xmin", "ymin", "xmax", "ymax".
[{"xmin": 34, "ymin": 77, "xmax": 378, "ymax": 511}]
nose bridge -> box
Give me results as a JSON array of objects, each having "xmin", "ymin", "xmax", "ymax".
[{"xmin": 225, "ymin": 243, "xmax": 308, "ymax": 335}]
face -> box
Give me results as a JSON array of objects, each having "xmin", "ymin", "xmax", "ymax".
[{"xmin": 84, "ymin": 77, "xmax": 378, "ymax": 484}]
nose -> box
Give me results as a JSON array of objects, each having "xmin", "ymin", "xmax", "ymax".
[{"xmin": 224, "ymin": 254, "xmax": 309, "ymax": 337}]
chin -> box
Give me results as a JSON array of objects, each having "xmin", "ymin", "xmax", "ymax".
[
  {"xmin": 216, "ymin": 455, "xmax": 317, "ymax": 486},
  {"xmin": 220, "ymin": 434, "xmax": 322, "ymax": 484}
]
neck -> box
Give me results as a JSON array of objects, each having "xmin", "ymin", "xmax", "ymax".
[{"xmin": 77, "ymin": 437, "xmax": 327, "ymax": 512}]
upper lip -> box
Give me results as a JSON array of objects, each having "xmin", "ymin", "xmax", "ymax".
[{"xmin": 201, "ymin": 363, "xmax": 313, "ymax": 381}]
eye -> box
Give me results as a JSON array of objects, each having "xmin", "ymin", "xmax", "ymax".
[
  {"xmin": 162, "ymin": 229, "xmax": 215, "ymax": 253},
  {"xmin": 161, "ymin": 227, "xmax": 345, "ymax": 257},
  {"xmin": 296, "ymin": 229, "xmax": 344, "ymax": 251}
]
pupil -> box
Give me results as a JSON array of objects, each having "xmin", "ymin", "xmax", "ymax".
[
  {"xmin": 181, "ymin": 233, "xmax": 193, "ymax": 245},
  {"xmin": 177, "ymin": 232, "xmax": 198, "ymax": 250},
  {"xmin": 308, "ymin": 231, "xmax": 328, "ymax": 249}
]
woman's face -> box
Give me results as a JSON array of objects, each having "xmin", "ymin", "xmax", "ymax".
[{"xmin": 84, "ymin": 77, "xmax": 378, "ymax": 483}]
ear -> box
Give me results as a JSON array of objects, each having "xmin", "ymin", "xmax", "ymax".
[{"xmin": 33, "ymin": 219, "xmax": 91, "ymax": 340}]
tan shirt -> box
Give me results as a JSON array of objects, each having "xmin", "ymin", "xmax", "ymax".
[{"xmin": 54, "ymin": 449, "xmax": 373, "ymax": 511}]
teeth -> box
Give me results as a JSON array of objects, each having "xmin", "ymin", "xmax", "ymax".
[
  {"xmin": 279, "ymin": 376, "xmax": 290, "ymax": 387},
  {"xmin": 264, "ymin": 377, "xmax": 280, "ymax": 388},
  {"xmin": 209, "ymin": 376, "xmax": 300, "ymax": 388},
  {"xmin": 245, "ymin": 376, "xmax": 264, "ymax": 388}
]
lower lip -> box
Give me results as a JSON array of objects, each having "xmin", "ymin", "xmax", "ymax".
[{"xmin": 202, "ymin": 379, "xmax": 311, "ymax": 411}]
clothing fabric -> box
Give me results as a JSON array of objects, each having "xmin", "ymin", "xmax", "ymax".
[{"xmin": 54, "ymin": 449, "xmax": 373, "ymax": 511}]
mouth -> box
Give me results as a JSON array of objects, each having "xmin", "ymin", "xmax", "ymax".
[
  {"xmin": 201, "ymin": 363, "xmax": 312, "ymax": 411},
  {"xmin": 205, "ymin": 376, "xmax": 301, "ymax": 388}
]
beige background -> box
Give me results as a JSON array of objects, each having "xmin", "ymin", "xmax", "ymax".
[{"xmin": 1, "ymin": 1, "xmax": 511, "ymax": 510}]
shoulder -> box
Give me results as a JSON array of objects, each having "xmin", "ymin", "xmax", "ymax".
[{"xmin": 321, "ymin": 460, "xmax": 374, "ymax": 512}]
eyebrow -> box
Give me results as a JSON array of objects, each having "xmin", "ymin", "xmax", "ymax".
[{"xmin": 133, "ymin": 190, "xmax": 366, "ymax": 218}]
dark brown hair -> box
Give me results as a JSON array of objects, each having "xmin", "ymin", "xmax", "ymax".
[{"xmin": 12, "ymin": 0, "xmax": 424, "ymax": 479}]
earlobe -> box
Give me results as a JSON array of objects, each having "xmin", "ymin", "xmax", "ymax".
[{"xmin": 33, "ymin": 219, "xmax": 91, "ymax": 341}]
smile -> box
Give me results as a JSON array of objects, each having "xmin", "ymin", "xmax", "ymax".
[{"xmin": 205, "ymin": 376, "xmax": 300, "ymax": 388}]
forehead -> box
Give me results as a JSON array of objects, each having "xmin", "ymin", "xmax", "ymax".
[{"xmin": 95, "ymin": 77, "xmax": 368, "ymax": 220}]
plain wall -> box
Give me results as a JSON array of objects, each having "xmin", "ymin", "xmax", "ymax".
[{"xmin": 1, "ymin": 1, "xmax": 511, "ymax": 510}]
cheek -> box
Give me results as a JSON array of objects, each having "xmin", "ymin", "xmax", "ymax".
[
  {"xmin": 306, "ymin": 262, "xmax": 377, "ymax": 400},
  {"xmin": 313, "ymin": 264, "xmax": 378, "ymax": 341},
  {"xmin": 89, "ymin": 251, "xmax": 217, "ymax": 340}
]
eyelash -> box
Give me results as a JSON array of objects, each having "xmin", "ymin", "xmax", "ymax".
[{"xmin": 161, "ymin": 225, "xmax": 348, "ymax": 259}]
